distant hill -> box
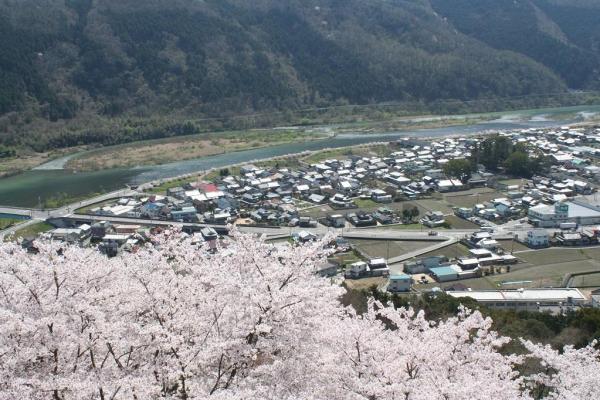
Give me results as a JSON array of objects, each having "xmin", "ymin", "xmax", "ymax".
[
  {"xmin": 0, "ymin": 0, "xmax": 599, "ymax": 151},
  {"xmin": 429, "ymin": 0, "xmax": 600, "ymax": 89}
]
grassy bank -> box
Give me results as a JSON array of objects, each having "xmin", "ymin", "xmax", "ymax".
[
  {"xmin": 40, "ymin": 191, "xmax": 108, "ymax": 209},
  {"xmin": 65, "ymin": 129, "xmax": 327, "ymax": 172},
  {"xmin": 0, "ymin": 108, "xmax": 511, "ymax": 176},
  {"xmin": 5, "ymin": 221, "xmax": 53, "ymax": 241},
  {"xmin": 0, "ymin": 217, "xmax": 23, "ymax": 230}
]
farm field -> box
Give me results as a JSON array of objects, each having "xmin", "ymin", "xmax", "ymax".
[
  {"xmin": 570, "ymin": 273, "xmax": 600, "ymax": 288},
  {"xmin": 299, "ymin": 205, "xmax": 334, "ymax": 218},
  {"xmin": 445, "ymin": 215, "xmax": 479, "ymax": 229},
  {"xmin": 497, "ymin": 239, "xmax": 531, "ymax": 253},
  {"xmin": 490, "ymin": 260, "xmax": 600, "ymax": 288},
  {"xmin": 0, "ymin": 217, "xmax": 23, "ymax": 230},
  {"xmin": 517, "ymin": 248, "xmax": 591, "ymax": 265},
  {"xmin": 444, "ymin": 191, "xmax": 503, "ymax": 208},
  {"xmin": 349, "ymin": 239, "xmax": 434, "ymax": 259},
  {"xmin": 498, "ymin": 179, "xmax": 525, "ymax": 187},
  {"xmin": 413, "ymin": 199, "xmax": 455, "ymax": 215},
  {"xmin": 414, "ymin": 243, "xmax": 471, "ymax": 260}
]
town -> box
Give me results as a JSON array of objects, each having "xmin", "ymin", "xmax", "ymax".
[{"xmin": 3, "ymin": 123, "xmax": 600, "ymax": 313}]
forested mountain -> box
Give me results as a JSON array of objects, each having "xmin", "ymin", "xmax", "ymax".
[
  {"xmin": 429, "ymin": 0, "xmax": 600, "ymax": 90},
  {"xmin": 0, "ymin": 0, "xmax": 599, "ymax": 150}
]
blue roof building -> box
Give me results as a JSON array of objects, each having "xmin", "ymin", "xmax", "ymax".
[
  {"xmin": 430, "ymin": 266, "xmax": 460, "ymax": 282},
  {"xmin": 388, "ymin": 273, "xmax": 412, "ymax": 292}
]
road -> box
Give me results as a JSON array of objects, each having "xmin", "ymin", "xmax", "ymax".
[
  {"xmin": 1, "ymin": 187, "xmax": 524, "ymax": 261},
  {"xmin": 0, "ymin": 189, "xmax": 137, "ymax": 239},
  {"xmin": 0, "ymin": 188, "xmax": 137, "ymax": 220}
]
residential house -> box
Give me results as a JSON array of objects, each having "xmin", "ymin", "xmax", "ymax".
[
  {"xmin": 388, "ymin": 274, "xmax": 412, "ymax": 292},
  {"xmin": 527, "ymin": 229, "xmax": 550, "ymax": 248}
]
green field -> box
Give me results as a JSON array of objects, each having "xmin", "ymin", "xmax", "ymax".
[
  {"xmin": 353, "ymin": 198, "xmax": 379, "ymax": 209},
  {"xmin": 417, "ymin": 243, "xmax": 471, "ymax": 260},
  {"xmin": 498, "ymin": 179, "xmax": 525, "ymax": 187},
  {"xmin": 570, "ymin": 272, "xmax": 600, "ymax": 288},
  {"xmin": 444, "ymin": 191, "xmax": 503, "ymax": 208},
  {"xmin": 349, "ymin": 239, "xmax": 434, "ymax": 259},
  {"xmin": 6, "ymin": 221, "xmax": 54, "ymax": 241},
  {"xmin": 497, "ymin": 239, "xmax": 531, "ymax": 253},
  {"xmin": 75, "ymin": 199, "xmax": 117, "ymax": 214},
  {"xmin": 444, "ymin": 215, "xmax": 479, "ymax": 229},
  {"xmin": 517, "ymin": 248, "xmax": 591, "ymax": 265},
  {"xmin": 417, "ymin": 246, "xmax": 600, "ymax": 291},
  {"xmin": 302, "ymin": 144, "xmax": 390, "ymax": 164},
  {"xmin": 491, "ymin": 260, "xmax": 600, "ymax": 288},
  {"xmin": 302, "ymin": 148, "xmax": 356, "ymax": 164},
  {"xmin": 329, "ymin": 252, "xmax": 363, "ymax": 266},
  {"xmin": 145, "ymin": 175, "xmax": 203, "ymax": 194},
  {"xmin": 299, "ymin": 205, "xmax": 334, "ymax": 218},
  {"xmin": 413, "ymin": 199, "xmax": 455, "ymax": 215},
  {"xmin": 0, "ymin": 218, "xmax": 22, "ymax": 230}
]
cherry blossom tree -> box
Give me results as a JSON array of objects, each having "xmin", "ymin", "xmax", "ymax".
[{"xmin": 0, "ymin": 229, "xmax": 599, "ymax": 400}]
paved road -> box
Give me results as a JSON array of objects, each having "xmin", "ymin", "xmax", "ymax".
[
  {"xmin": 388, "ymin": 237, "xmax": 459, "ymax": 265},
  {"xmin": 0, "ymin": 189, "xmax": 137, "ymax": 239},
  {"xmin": 1, "ymin": 187, "xmax": 523, "ymax": 254},
  {"xmin": 0, "ymin": 188, "xmax": 137, "ymax": 220},
  {"xmin": 0, "ymin": 219, "xmax": 39, "ymax": 240},
  {"xmin": 53, "ymin": 215, "xmax": 481, "ymax": 241}
]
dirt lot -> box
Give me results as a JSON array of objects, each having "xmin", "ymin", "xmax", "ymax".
[
  {"xmin": 445, "ymin": 215, "xmax": 479, "ymax": 229},
  {"xmin": 418, "ymin": 276, "xmax": 499, "ymax": 291},
  {"xmin": 344, "ymin": 277, "xmax": 387, "ymax": 291},
  {"xmin": 349, "ymin": 239, "xmax": 434, "ymax": 259},
  {"xmin": 498, "ymin": 179, "xmax": 525, "ymax": 187},
  {"xmin": 444, "ymin": 190, "xmax": 503, "ymax": 208},
  {"xmin": 299, "ymin": 205, "xmax": 334, "ymax": 218},
  {"xmin": 497, "ymin": 239, "xmax": 531, "ymax": 253},
  {"xmin": 416, "ymin": 243, "xmax": 471, "ymax": 260},
  {"xmin": 414, "ymin": 199, "xmax": 455, "ymax": 215}
]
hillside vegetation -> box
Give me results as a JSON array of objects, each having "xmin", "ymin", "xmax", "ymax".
[{"xmin": 0, "ymin": 0, "xmax": 599, "ymax": 154}]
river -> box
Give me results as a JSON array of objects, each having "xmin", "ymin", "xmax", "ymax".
[{"xmin": 1, "ymin": 104, "xmax": 599, "ymax": 208}]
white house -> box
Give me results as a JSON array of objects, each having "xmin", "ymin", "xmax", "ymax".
[
  {"xmin": 345, "ymin": 261, "xmax": 369, "ymax": 278},
  {"xmin": 527, "ymin": 229, "xmax": 550, "ymax": 248},
  {"xmin": 371, "ymin": 189, "xmax": 392, "ymax": 203}
]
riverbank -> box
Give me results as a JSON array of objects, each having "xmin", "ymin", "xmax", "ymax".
[
  {"xmin": 0, "ymin": 112, "xmax": 491, "ymax": 176},
  {"xmin": 0, "ymin": 147, "xmax": 87, "ymax": 178},
  {"xmin": 64, "ymin": 128, "xmax": 330, "ymax": 172},
  {"xmin": 50, "ymin": 106, "xmax": 600, "ymax": 173},
  {"xmin": 4, "ymin": 104, "xmax": 599, "ymax": 177},
  {"xmin": 1, "ymin": 104, "xmax": 599, "ymax": 208}
]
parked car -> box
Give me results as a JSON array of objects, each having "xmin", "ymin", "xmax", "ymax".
[{"xmin": 428, "ymin": 231, "xmax": 438, "ymax": 236}]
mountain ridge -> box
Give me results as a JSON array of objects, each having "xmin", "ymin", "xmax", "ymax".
[{"xmin": 0, "ymin": 0, "xmax": 599, "ymax": 151}]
